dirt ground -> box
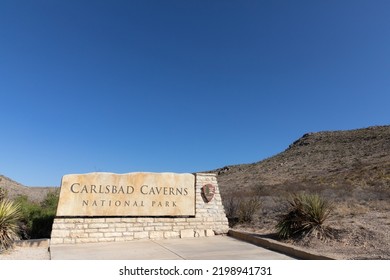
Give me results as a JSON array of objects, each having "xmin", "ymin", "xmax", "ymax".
[
  {"xmin": 0, "ymin": 246, "xmax": 50, "ymax": 260},
  {"xmin": 232, "ymin": 198, "xmax": 390, "ymax": 260}
]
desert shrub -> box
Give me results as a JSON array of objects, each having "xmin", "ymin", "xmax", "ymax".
[
  {"xmin": 224, "ymin": 196, "xmax": 239, "ymax": 218},
  {"xmin": 0, "ymin": 199, "xmax": 22, "ymax": 251},
  {"xmin": 224, "ymin": 195, "xmax": 240, "ymax": 226},
  {"xmin": 276, "ymin": 193, "xmax": 333, "ymax": 240},
  {"xmin": 0, "ymin": 186, "xmax": 7, "ymax": 201},
  {"xmin": 238, "ymin": 197, "xmax": 261, "ymax": 223},
  {"xmin": 223, "ymin": 188, "xmax": 262, "ymax": 226},
  {"xmin": 14, "ymin": 195, "xmax": 40, "ymax": 238},
  {"xmin": 40, "ymin": 191, "xmax": 59, "ymax": 213},
  {"xmin": 15, "ymin": 190, "xmax": 59, "ymax": 239}
]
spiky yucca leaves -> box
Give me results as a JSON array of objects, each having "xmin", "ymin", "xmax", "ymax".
[
  {"xmin": 0, "ymin": 199, "xmax": 22, "ymax": 251},
  {"xmin": 276, "ymin": 193, "xmax": 333, "ymax": 240}
]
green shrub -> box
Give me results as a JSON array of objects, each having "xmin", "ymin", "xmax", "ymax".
[
  {"xmin": 14, "ymin": 195, "xmax": 40, "ymax": 239},
  {"xmin": 15, "ymin": 190, "xmax": 59, "ymax": 239},
  {"xmin": 41, "ymin": 191, "xmax": 59, "ymax": 212},
  {"xmin": 276, "ymin": 193, "xmax": 333, "ymax": 240},
  {"xmin": 0, "ymin": 199, "xmax": 22, "ymax": 250}
]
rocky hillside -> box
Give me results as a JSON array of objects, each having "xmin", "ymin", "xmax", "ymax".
[
  {"xmin": 212, "ymin": 125, "xmax": 390, "ymax": 260},
  {"xmin": 0, "ymin": 175, "xmax": 56, "ymax": 203},
  {"xmin": 214, "ymin": 125, "xmax": 390, "ymax": 198}
]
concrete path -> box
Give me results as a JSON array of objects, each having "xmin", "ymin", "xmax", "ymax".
[{"xmin": 50, "ymin": 236, "xmax": 295, "ymax": 260}]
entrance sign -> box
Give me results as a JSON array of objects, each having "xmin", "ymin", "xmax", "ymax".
[
  {"xmin": 51, "ymin": 173, "xmax": 229, "ymax": 245},
  {"xmin": 56, "ymin": 172, "xmax": 195, "ymax": 216}
]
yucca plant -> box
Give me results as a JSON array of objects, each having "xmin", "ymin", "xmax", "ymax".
[
  {"xmin": 276, "ymin": 193, "xmax": 333, "ymax": 240},
  {"xmin": 0, "ymin": 199, "xmax": 22, "ymax": 251}
]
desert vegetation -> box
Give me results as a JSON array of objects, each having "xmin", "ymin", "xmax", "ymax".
[
  {"xmin": 275, "ymin": 193, "xmax": 333, "ymax": 240},
  {"xmin": 0, "ymin": 185, "xmax": 59, "ymax": 251},
  {"xmin": 15, "ymin": 190, "xmax": 59, "ymax": 239},
  {"xmin": 224, "ymin": 186, "xmax": 262, "ymax": 226},
  {"xmin": 0, "ymin": 187, "xmax": 22, "ymax": 251},
  {"xmin": 224, "ymin": 190, "xmax": 334, "ymax": 240}
]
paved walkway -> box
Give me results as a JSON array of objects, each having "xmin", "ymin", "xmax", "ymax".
[{"xmin": 50, "ymin": 236, "xmax": 295, "ymax": 260}]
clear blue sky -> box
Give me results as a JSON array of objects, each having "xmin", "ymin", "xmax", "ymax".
[{"xmin": 1, "ymin": 0, "xmax": 389, "ymax": 186}]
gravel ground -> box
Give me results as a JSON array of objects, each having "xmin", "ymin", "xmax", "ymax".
[{"xmin": 0, "ymin": 246, "xmax": 50, "ymax": 260}]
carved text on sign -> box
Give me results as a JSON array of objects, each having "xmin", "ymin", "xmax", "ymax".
[{"xmin": 56, "ymin": 172, "xmax": 195, "ymax": 216}]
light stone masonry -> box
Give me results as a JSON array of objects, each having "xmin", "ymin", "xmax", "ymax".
[
  {"xmin": 50, "ymin": 173, "xmax": 229, "ymax": 244},
  {"xmin": 180, "ymin": 229, "xmax": 195, "ymax": 238}
]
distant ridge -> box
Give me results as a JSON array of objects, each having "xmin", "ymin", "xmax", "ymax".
[
  {"xmin": 213, "ymin": 125, "xmax": 390, "ymax": 195},
  {"xmin": 0, "ymin": 174, "xmax": 57, "ymax": 202}
]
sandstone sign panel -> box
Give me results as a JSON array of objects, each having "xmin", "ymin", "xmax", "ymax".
[{"xmin": 56, "ymin": 172, "xmax": 195, "ymax": 216}]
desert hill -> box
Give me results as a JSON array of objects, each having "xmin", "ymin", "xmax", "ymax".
[
  {"xmin": 214, "ymin": 125, "xmax": 390, "ymax": 198},
  {"xmin": 211, "ymin": 125, "xmax": 390, "ymax": 259},
  {"xmin": 0, "ymin": 175, "xmax": 56, "ymax": 203}
]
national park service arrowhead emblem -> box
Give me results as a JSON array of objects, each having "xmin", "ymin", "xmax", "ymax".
[{"xmin": 201, "ymin": 184, "xmax": 216, "ymax": 202}]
